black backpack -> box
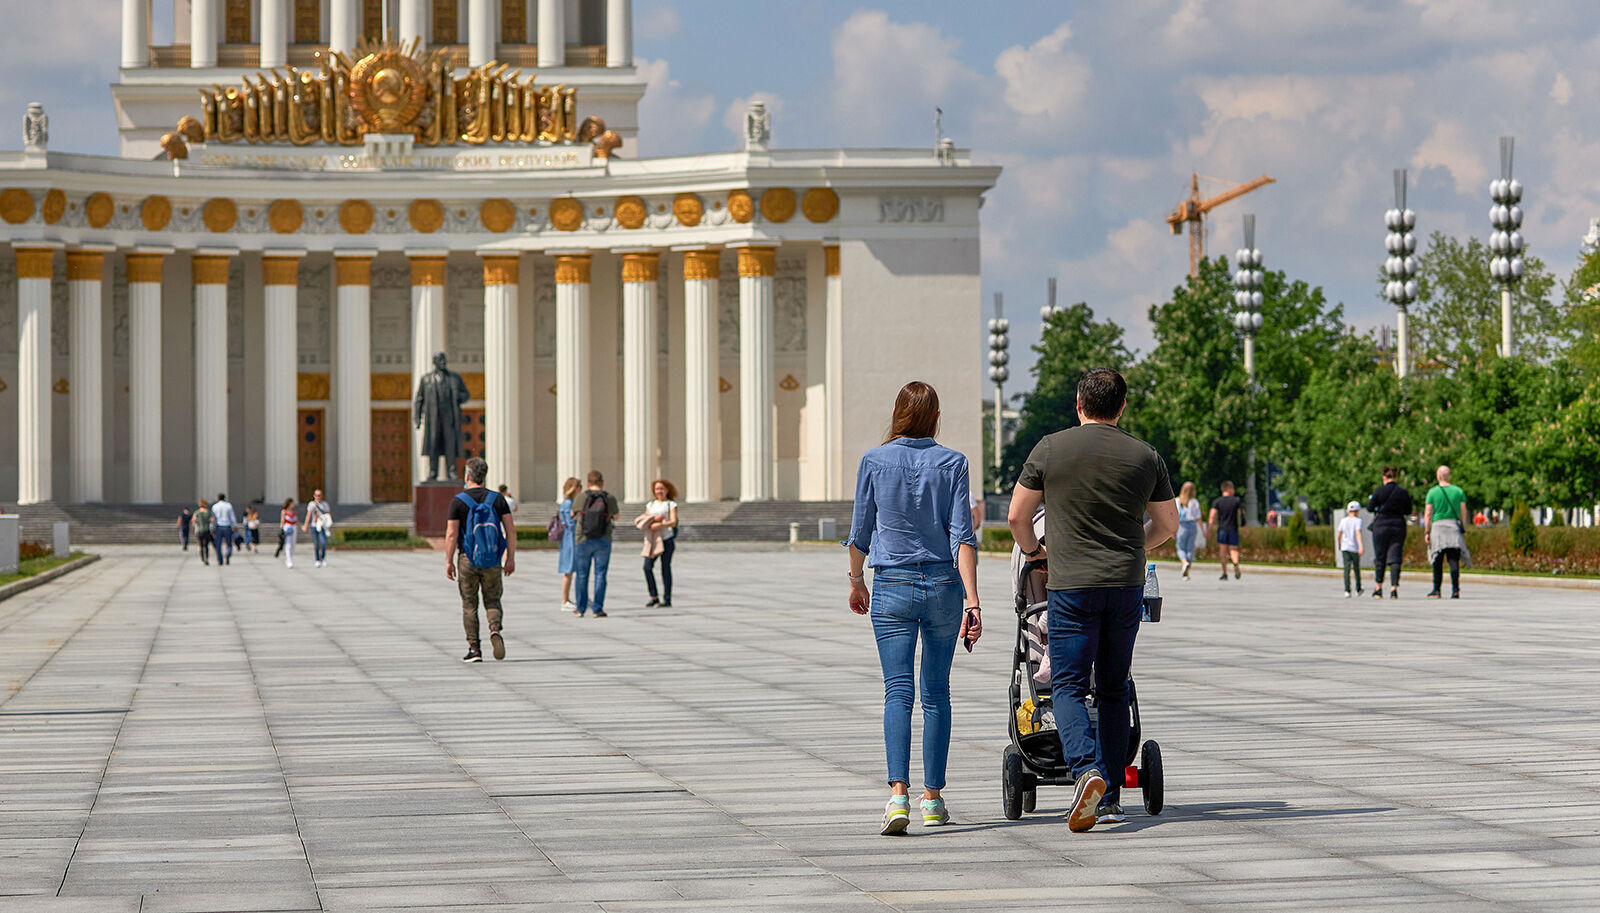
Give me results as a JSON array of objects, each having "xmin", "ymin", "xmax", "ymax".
[{"xmin": 581, "ymin": 490, "xmax": 612, "ymax": 539}]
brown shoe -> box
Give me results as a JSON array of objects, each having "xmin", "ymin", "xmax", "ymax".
[{"xmin": 1067, "ymin": 769, "xmax": 1106, "ymax": 833}]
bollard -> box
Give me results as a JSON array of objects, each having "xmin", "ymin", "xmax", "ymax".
[
  {"xmin": 818, "ymin": 517, "xmax": 837, "ymax": 541},
  {"xmin": 0, "ymin": 515, "xmax": 18, "ymax": 574},
  {"xmin": 53, "ymin": 522, "xmax": 70, "ymax": 559},
  {"xmin": 788, "ymin": 521, "xmax": 800, "ymax": 544}
]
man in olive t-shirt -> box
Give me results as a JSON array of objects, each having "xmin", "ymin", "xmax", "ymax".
[{"xmin": 1009, "ymin": 368, "xmax": 1179, "ymax": 832}]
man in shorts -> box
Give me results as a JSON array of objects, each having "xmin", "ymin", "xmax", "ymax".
[
  {"xmin": 1209, "ymin": 481, "xmax": 1244, "ymax": 579},
  {"xmin": 1008, "ymin": 368, "xmax": 1179, "ymax": 832}
]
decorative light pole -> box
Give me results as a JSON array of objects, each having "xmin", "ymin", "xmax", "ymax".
[
  {"xmin": 1233, "ymin": 214, "xmax": 1264, "ymax": 526},
  {"xmin": 1040, "ymin": 276, "xmax": 1063, "ymax": 321},
  {"xmin": 1384, "ymin": 170, "xmax": 1419, "ymax": 377},
  {"xmin": 988, "ymin": 292, "xmax": 1009, "ymax": 477},
  {"xmin": 1489, "ymin": 135, "xmax": 1524, "ymax": 358}
]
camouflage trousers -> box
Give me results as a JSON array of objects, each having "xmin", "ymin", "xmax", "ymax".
[{"xmin": 457, "ymin": 554, "xmax": 504, "ymax": 649}]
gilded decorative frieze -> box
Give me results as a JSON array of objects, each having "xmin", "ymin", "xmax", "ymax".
[
  {"xmin": 297, "ymin": 372, "xmax": 331, "ymax": 400},
  {"xmin": 673, "ymin": 193, "xmax": 703, "ymax": 227},
  {"xmin": 727, "ymin": 189, "xmax": 754, "ymax": 224},
  {"xmin": 479, "ymin": 198, "xmax": 516, "ymax": 232},
  {"xmin": 340, "ymin": 199, "xmax": 375, "ymax": 234},
  {"xmin": 461, "ymin": 372, "xmax": 486, "ymax": 398},
  {"xmin": 760, "ymin": 188, "xmax": 796, "ymax": 223},
  {"xmin": 614, "ymin": 195, "xmax": 647, "ymax": 230},
  {"xmin": 84, "ymin": 193, "xmax": 114, "ymax": 229},
  {"xmin": 141, "ymin": 196, "xmax": 172, "ymax": 231},
  {"xmin": 0, "ymin": 188, "xmax": 34, "ymax": 224},
  {"xmin": 409, "ymin": 199, "xmax": 445, "ymax": 233},
  {"xmin": 203, "ymin": 198, "xmax": 238, "ymax": 232},
  {"xmin": 549, "ymin": 198, "xmax": 584, "ymax": 232},
  {"xmin": 803, "ymin": 187, "xmax": 840, "ymax": 223},
  {"xmin": 41, "ymin": 189, "xmax": 65, "ymax": 225},
  {"xmin": 268, "ymin": 199, "xmax": 303, "ymax": 233},
  {"xmin": 370, "ymin": 372, "xmax": 413, "ymax": 401}
]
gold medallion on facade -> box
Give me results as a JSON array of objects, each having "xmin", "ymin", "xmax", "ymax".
[
  {"xmin": 673, "ymin": 193, "xmax": 703, "ymax": 227},
  {"xmin": 268, "ymin": 199, "xmax": 303, "ymax": 233},
  {"xmin": 348, "ymin": 46, "xmax": 428, "ymax": 134},
  {"xmin": 760, "ymin": 188, "xmax": 796, "ymax": 223},
  {"xmin": 727, "ymin": 189, "xmax": 754, "ymax": 224},
  {"xmin": 41, "ymin": 189, "xmax": 66, "ymax": 225},
  {"xmin": 409, "ymin": 199, "xmax": 445, "ymax": 233},
  {"xmin": 140, "ymin": 195, "xmax": 172, "ymax": 231},
  {"xmin": 85, "ymin": 192, "xmax": 115, "ymax": 229},
  {"xmin": 802, "ymin": 187, "xmax": 840, "ymax": 223},
  {"xmin": 479, "ymin": 198, "xmax": 516, "ymax": 232},
  {"xmin": 0, "ymin": 188, "xmax": 34, "ymax": 224},
  {"xmin": 549, "ymin": 198, "xmax": 584, "ymax": 232},
  {"xmin": 339, "ymin": 199, "xmax": 375, "ymax": 234},
  {"xmin": 202, "ymin": 198, "xmax": 238, "ymax": 232},
  {"xmin": 614, "ymin": 195, "xmax": 647, "ymax": 229}
]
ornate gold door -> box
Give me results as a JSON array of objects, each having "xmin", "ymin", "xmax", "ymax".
[
  {"xmin": 297, "ymin": 409, "xmax": 325, "ymax": 500},
  {"xmin": 371, "ymin": 408, "xmax": 413, "ymax": 502}
]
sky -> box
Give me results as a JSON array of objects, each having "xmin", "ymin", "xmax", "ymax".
[{"xmin": 6, "ymin": 0, "xmax": 1600, "ymax": 385}]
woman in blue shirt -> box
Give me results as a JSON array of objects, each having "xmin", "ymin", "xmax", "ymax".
[{"xmin": 848, "ymin": 381, "xmax": 981, "ymax": 835}]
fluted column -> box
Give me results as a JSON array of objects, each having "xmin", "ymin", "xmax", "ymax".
[
  {"xmin": 191, "ymin": 0, "xmax": 217, "ymax": 67},
  {"xmin": 67, "ymin": 250, "xmax": 107, "ymax": 503},
  {"xmin": 262, "ymin": 254, "xmax": 301, "ymax": 502},
  {"xmin": 555, "ymin": 253, "xmax": 591, "ymax": 484},
  {"xmin": 192, "ymin": 253, "xmax": 231, "ymax": 498},
  {"xmin": 260, "ymin": 0, "xmax": 288, "ymax": 68},
  {"xmin": 399, "ymin": 0, "xmax": 427, "ymax": 47},
  {"xmin": 621, "ymin": 251, "xmax": 659, "ymax": 502},
  {"xmin": 823, "ymin": 246, "xmax": 843, "ymax": 499},
  {"xmin": 737, "ymin": 245, "xmax": 776, "ymax": 501},
  {"xmin": 469, "ymin": 0, "xmax": 495, "ymax": 66},
  {"xmin": 537, "ymin": 0, "xmax": 565, "ymax": 67},
  {"xmin": 335, "ymin": 253, "xmax": 373, "ymax": 504},
  {"xmin": 122, "ymin": 0, "xmax": 150, "ymax": 68},
  {"xmin": 330, "ymin": 0, "xmax": 358, "ymax": 52},
  {"xmin": 15, "ymin": 247, "xmax": 56, "ymax": 505},
  {"xmin": 409, "ymin": 252, "xmax": 447, "ymax": 484},
  {"xmin": 482, "ymin": 254, "xmax": 520, "ymax": 493},
  {"xmin": 606, "ymin": 0, "xmax": 632, "ymax": 67},
  {"xmin": 682, "ymin": 249, "xmax": 720, "ymax": 503},
  {"xmin": 126, "ymin": 250, "xmax": 166, "ymax": 503}
]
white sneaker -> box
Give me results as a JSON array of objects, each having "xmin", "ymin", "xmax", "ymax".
[
  {"xmin": 286, "ymin": 558, "xmax": 293, "ymax": 568},
  {"xmin": 1343, "ymin": 591, "xmax": 1351, "ymax": 598},
  {"xmin": 315, "ymin": 560, "xmax": 323, "ymax": 568},
  {"xmin": 560, "ymin": 601, "xmax": 577, "ymax": 612}
]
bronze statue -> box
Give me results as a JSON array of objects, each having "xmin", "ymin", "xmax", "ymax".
[{"xmin": 414, "ymin": 352, "xmax": 470, "ymax": 482}]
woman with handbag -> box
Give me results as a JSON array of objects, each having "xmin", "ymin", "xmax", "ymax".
[
  {"xmin": 555, "ymin": 477, "xmax": 581, "ymax": 611},
  {"xmin": 636, "ymin": 479, "xmax": 678, "ymax": 607},
  {"xmin": 301, "ymin": 489, "xmax": 333, "ymax": 568}
]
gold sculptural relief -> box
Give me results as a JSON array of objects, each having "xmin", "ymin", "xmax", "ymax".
[
  {"xmin": 340, "ymin": 199, "xmax": 375, "ymax": 234},
  {"xmin": 85, "ymin": 193, "xmax": 115, "ymax": 229},
  {"xmin": 409, "ymin": 199, "xmax": 445, "ymax": 233},
  {"xmin": 141, "ymin": 195, "xmax": 173, "ymax": 231},
  {"xmin": 673, "ymin": 193, "xmax": 703, "ymax": 227},
  {"xmin": 268, "ymin": 199, "xmax": 303, "ymax": 233},
  {"xmin": 66, "ymin": 251, "xmax": 104, "ymax": 282},
  {"xmin": 727, "ymin": 190, "xmax": 754, "ymax": 224},
  {"xmin": 0, "ymin": 188, "xmax": 34, "ymax": 225},
  {"xmin": 682, "ymin": 249, "xmax": 721, "ymax": 280},
  {"xmin": 482, "ymin": 256, "xmax": 520, "ymax": 286},
  {"xmin": 15, "ymin": 248, "xmax": 54, "ymax": 279},
  {"xmin": 480, "ymin": 198, "xmax": 516, "ymax": 233},
  {"xmin": 803, "ymin": 187, "xmax": 840, "ymax": 224},
  {"xmin": 203, "ymin": 198, "xmax": 238, "ymax": 232},
  {"xmin": 41, "ymin": 189, "xmax": 66, "ymax": 225},
  {"xmin": 620, "ymin": 252, "xmax": 660, "ymax": 283},
  {"xmin": 614, "ymin": 195, "xmax": 647, "ymax": 230},
  {"xmin": 192, "ymin": 255, "xmax": 231, "ymax": 285},
  {"xmin": 760, "ymin": 188, "xmax": 797, "ymax": 223},
  {"xmin": 125, "ymin": 253, "xmax": 165, "ymax": 284},
  {"xmin": 737, "ymin": 246, "xmax": 777, "ymax": 278},
  {"xmin": 335, "ymin": 256, "xmax": 373, "ymax": 286},
  {"xmin": 261, "ymin": 257, "xmax": 301, "ymax": 286},
  {"xmin": 549, "ymin": 198, "xmax": 584, "ymax": 232},
  {"xmin": 554, "ymin": 254, "xmax": 591, "ymax": 284}
]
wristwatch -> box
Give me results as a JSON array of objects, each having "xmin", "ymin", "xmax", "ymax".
[{"xmin": 1023, "ymin": 543, "xmax": 1044, "ymax": 558}]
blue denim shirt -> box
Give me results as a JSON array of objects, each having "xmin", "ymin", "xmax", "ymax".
[{"xmin": 849, "ymin": 437, "xmax": 978, "ymax": 569}]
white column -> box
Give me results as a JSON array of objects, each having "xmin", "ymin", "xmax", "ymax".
[
  {"xmin": 260, "ymin": 0, "xmax": 287, "ymax": 68},
  {"xmin": 621, "ymin": 251, "xmax": 658, "ymax": 503},
  {"xmin": 681, "ymin": 249, "xmax": 720, "ymax": 503},
  {"xmin": 126, "ymin": 251, "xmax": 166, "ymax": 503},
  {"xmin": 469, "ymin": 0, "xmax": 495, "ymax": 66},
  {"xmin": 15, "ymin": 247, "xmax": 55, "ymax": 505},
  {"xmin": 67, "ymin": 250, "xmax": 107, "ymax": 503},
  {"xmin": 193, "ymin": 253, "xmax": 231, "ymax": 499},
  {"xmin": 482, "ymin": 254, "xmax": 521, "ymax": 494},
  {"xmin": 737, "ymin": 246, "xmax": 776, "ymax": 501},
  {"xmin": 190, "ymin": 0, "xmax": 217, "ymax": 67},
  {"xmin": 330, "ymin": 0, "xmax": 358, "ymax": 52},
  {"xmin": 335, "ymin": 254, "xmax": 373, "ymax": 504},
  {"xmin": 823, "ymin": 246, "xmax": 843, "ymax": 499},
  {"xmin": 555, "ymin": 253, "xmax": 591, "ymax": 483},
  {"xmin": 122, "ymin": 0, "xmax": 150, "ymax": 67},
  {"xmin": 409, "ymin": 253, "xmax": 447, "ymax": 484},
  {"xmin": 400, "ymin": 0, "xmax": 427, "ymax": 48},
  {"xmin": 605, "ymin": 0, "xmax": 631, "ymax": 67},
  {"xmin": 537, "ymin": 0, "xmax": 565, "ymax": 66},
  {"xmin": 262, "ymin": 254, "xmax": 301, "ymax": 502}
]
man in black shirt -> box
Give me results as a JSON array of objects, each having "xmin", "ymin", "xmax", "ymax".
[
  {"xmin": 1008, "ymin": 368, "xmax": 1179, "ymax": 832},
  {"xmin": 1209, "ymin": 481, "xmax": 1243, "ymax": 580},
  {"xmin": 1367, "ymin": 466, "xmax": 1413, "ymax": 599},
  {"xmin": 446, "ymin": 457, "xmax": 516, "ymax": 662}
]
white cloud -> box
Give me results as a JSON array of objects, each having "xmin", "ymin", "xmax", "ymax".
[
  {"xmin": 1550, "ymin": 72, "xmax": 1573, "ymax": 105},
  {"xmin": 1411, "ymin": 121, "xmax": 1487, "ymax": 196},
  {"xmin": 636, "ymin": 3, "xmax": 680, "ymax": 41},
  {"xmin": 828, "ymin": 10, "xmax": 982, "ymax": 142},
  {"xmin": 634, "ymin": 57, "xmax": 716, "ymax": 156},
  {"xmin": 994, "ymin": 22, "xmax": 1089, "ymax": 123}
]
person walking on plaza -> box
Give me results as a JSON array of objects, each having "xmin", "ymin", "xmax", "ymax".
[
  {"xmin": 279, "ymin": 499, "xmax": 298, "ymax": 568},
  {"xmin": 211, "ymin": 493, "xmax": 236, "ymax": 566},
  {"xmin": 498, "ymin": 484, "xmax": 517, "ymax": 514},
  {"xmin": 1424, "ymin": 465, "xmax": 1470, "ymax": 599},
  {"xmin": 193, "ymin": 499, "xmax": 213, "ymax": 565},
  {"xmin": 302, "ymin": 490, "xmax": 332, "ymax": 568},
  {"xmin": 572, "ymin": 471, "xmax": 618, "ymax": 617},
  {"xmin": 1209, "ymin": 481, "xmax": 1244, "ymax": 579},
  {"xmin": 1175, "ymin": 481, "xmax": 1206, "ymax": 579},
  {"xmin": 447, "ymin": 457, "xmax": 515, "ymax": 661},
  {"xmin": 636, "ymin": 479, "xmax": 679, "ymax": 607},
  {"xmin": 245, "ymin": 506, "xmax": 261, "ymax": 553},
  {"xmin": 847, "ymin": 380, "xmax": 981, "ymax": 836},
  {"xmin": 178, "ymin": 505, "xmax": 192, "ymax": 551},
  {"xmin": 555, "ymin": 477, "xmax": 581, "ymax": 611},
  {"xmin": 1336, "ymin": 501, "xmax": 1366, "ymax": 597},
  {"xmin": 1367, "ymin": 466, "xmax": 1413, "ymax": 600},
  {"xmin": 1008, "ymin": 368, "xmax": 1178, "ymax": 832}
]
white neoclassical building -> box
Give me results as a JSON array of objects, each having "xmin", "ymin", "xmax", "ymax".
[{"xmin": 0, "ymin": 0, "xmax": 999, "ymax": 508}]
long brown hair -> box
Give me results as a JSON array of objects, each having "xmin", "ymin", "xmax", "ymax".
[
  {"xmin": 884, "ymin": 381, "xmax": 940, "ymax": 443},
  {"xmin": 560, "ymin": 477, "xmax": 581, "ymax": 501}
]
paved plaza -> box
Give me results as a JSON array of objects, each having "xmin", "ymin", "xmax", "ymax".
[{"xmin": 1, "ymin": 545, "xmax": 1597, "ymax": 912}]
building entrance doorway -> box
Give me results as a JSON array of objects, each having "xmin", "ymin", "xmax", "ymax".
[
  {"xmin": 297, "ymin": 408, "xmax": 325, "ymax": 500},
  {"xmin": 371, "ymin": 408, "xmax": 413, "ymax": 502}
]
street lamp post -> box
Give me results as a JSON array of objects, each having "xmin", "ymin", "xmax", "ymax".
[
  {"xmin": 1489, "ymin": 135, "xmax": 1524, "ymax": 358},
  {"xmin": 1233, "ymin": 214, "xmax": 1265, "ymax": 527},
  {"xmin": 988, "ymin": 293, "xmax": 1009, "ymax": 480},
  {"xmin": 1385, "ymin": 169, "xmax": 1419, "ymax": 377}
]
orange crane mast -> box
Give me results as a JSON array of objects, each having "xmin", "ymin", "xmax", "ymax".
[{"xmin": 1166, "ymin": 173, "xmax": 1275, "ymax": 277}]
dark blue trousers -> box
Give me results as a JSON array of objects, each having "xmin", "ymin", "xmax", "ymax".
[{"xmin": 1047, "ymin": 585, "xmax": 1141, "ymax": 804}]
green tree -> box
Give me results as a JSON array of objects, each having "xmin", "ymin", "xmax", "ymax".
[
  {"xmin": 1562, "ymin": 246, "xmax": 1600, "ymax": 377},
  {"xmin": 1509, "ymin": 503, "xmax": 1538, "ymax": 555},
  {"xmin": 1408, "ymin": 232, "xmax": 1565, "ymax": 372}
]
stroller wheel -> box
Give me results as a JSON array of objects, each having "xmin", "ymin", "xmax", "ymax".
[
  {"xmin": 1002, "ymin": 746, "xmax": 1025, "ymax": 820},
  {"xmin": 1022, "ymin": 789, "xmax": 1036, "ymax": 813},
  {"xmin": 1141, "ymin": 740, "xmax": 1164, "ymax": 816}
]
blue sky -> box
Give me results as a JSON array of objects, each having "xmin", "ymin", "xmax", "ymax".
[{"xmin": 7, "ymin": 1, "xmax": 1600, "ymax": 386}]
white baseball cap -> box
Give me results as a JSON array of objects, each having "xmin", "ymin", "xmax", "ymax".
[{"xmin": 1346, "ymin": 501, "xmax": 1361, "ymax": 511}]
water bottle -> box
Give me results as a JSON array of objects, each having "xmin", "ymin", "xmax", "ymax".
[{"xmin": 1142, "ymin": 562, "xmax": 1162, "ymax": 623}]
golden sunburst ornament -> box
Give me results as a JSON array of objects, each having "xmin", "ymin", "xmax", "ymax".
[{"xmin": 347, "ymin": 38, "xmax": 433, "ymax": 134}]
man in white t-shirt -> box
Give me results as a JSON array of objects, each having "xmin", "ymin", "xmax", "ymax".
[
  {"xmin": 211, "ymin": 494, "xmax": 237, "ymax": 566},
  {"xmin": 1336, "ymin": 501, "xmax": 1365, "ymax": 598}
]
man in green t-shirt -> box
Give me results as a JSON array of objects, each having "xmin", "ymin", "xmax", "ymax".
[{"xmin": 1423, "ymin": 465, "xmax": 1468, "ymax": 599}]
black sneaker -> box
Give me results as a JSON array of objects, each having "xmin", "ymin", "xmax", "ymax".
[
  {"xmin": 592, "ymin": 610, "xmax": 608, "ymax": 618},
  {"xmin": 644, "ymin": 598, "xmax": 659, "ymax": 607},
  {"xmin": 489, "ymin": 630, "xmax": 505, "ymax": 660},
  {"xmin": 1390, "ymin": 588, "xmax": 1399, "ymax": 600},
  {"xmin": 1096, "ymin": 800, "xmax": 1127, "ymax": 824},
  {"xmin": 659, "ymin": 600, "xmax": 672, "ymax": 608},
  {"xmin": 462, "ymin": 649, "xmax": 482, "ymax": 662},
  {"xmin": 1372, "ymin": 590, "xmax": 1384, "ymax": 599},
  {"xmin": 1067, "ymin": 768, "xmax": 1106, "ymax": 832},
  {"xmin": 1426, "ymin": 591, "xmax": 1441, "ymax": 599},
  {"xmin": 1218, "ymin": 573, "xmax": 1229, "ymax": 580},
  {"xmin": 1450, "ymin": 592, "xmax": 1460, "ymax": 599}
]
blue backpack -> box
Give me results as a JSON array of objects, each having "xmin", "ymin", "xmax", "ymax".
[{"xmin": 455, "ymin": 492, "xmax": 506, "ymax": 569}]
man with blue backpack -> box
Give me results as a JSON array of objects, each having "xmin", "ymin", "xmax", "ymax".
[{"xmin": 446, "ymin": 457, "xmax": 517, "ymax": 662}]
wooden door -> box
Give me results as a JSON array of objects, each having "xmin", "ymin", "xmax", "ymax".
[
  {"xmin": 297, "ymin": 408, "xmax": 325, "ymax": 500},
  {"xmin": 371, "ymin": 408, "xmax": 413, "ymax": 503},
  {"xmin": 455, "ymin": 408, "xmax": 486, "ymax": 478}
]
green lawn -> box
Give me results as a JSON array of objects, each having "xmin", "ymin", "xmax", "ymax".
[{"xmin": 0, "ymin": 552, "xmax": 90, "ymax": 587}]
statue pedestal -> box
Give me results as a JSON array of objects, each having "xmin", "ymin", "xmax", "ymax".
[{"xmin": 414, "ymin": 482, "xmax": 462, "ymax": 538}]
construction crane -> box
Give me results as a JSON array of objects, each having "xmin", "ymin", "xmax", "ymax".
[{"xmin": 1166, "ymin": 173, "xmax": 1276, "ymax": 277}]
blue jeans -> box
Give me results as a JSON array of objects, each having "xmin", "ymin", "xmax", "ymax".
[
  {"xmin": 214, "ymin": 526, "xmax": 233, "ymax": 564},
  {"xmin": 1048, "ymin": 586, "xmax": 1141, "ymax": 804},
  {"xmin": 1175, "ymin": 520, "xmax": 1199, "ymax": 563},
  {"xmin": 312, "ymin": 528, "xmax": 329, "ymax": 562},
  {"xmin": 574, "ymin": 537, "xmax": 612, "ymax": 613},
  {"xmin": 870, "ymin": 562, "xmax": 963, "ymax": 790}
]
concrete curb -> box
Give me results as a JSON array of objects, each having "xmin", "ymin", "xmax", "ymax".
[{"xmin": 0, "ymin": 553, "xmax": 102, "ymax": 603}]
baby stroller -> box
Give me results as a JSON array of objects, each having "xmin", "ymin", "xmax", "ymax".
[{"xmin": 1002, "ymin": 513, "xmax": 1164, "ymax": 819}]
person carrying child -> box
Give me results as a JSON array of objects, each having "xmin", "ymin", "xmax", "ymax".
[{"xmin": 1336, "ymin": 501, "xmax": 1365, "ymax": 598}]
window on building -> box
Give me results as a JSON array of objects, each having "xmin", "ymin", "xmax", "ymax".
[{"xmin": 579, "ymin": 0, "xmax": 604, "ymax": 45}]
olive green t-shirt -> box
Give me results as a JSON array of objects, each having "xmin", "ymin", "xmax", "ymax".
[
  {"xmin": 1425, "ymin": 484, "xmax": 1466, "ymax": 524},
  {"xmin": 1018, "ymin": 422, "xmax": 1174, "ymax": 590}
]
